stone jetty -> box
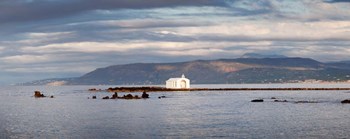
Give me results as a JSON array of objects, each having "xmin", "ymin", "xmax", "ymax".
[{"xmin": 91, "ymin": 86, "xmax": 350, "ymax": 93}]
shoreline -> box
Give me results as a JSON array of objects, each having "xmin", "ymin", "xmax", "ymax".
[{"xmin": 87, "ymin": 87, "xmax": 350, "ymax": 92}]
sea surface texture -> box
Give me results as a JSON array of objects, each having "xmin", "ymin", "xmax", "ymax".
[{"xmin": 0, "ymin": 84, "xmax": 350, "ymax": 139}]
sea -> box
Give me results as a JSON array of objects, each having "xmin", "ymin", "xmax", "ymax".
[{"xmin": 0, "ymin": 83, "xmax": 350, "ymax": 139}]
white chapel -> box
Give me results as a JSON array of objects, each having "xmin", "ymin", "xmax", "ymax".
[{"xmin": 165, "ymin": 74, "xmax": 190, "ymax": 89}]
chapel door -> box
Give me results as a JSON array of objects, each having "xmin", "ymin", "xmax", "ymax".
[{"xmin": 180, "ymin": 80, "xmax": 186, "ymax": 88}]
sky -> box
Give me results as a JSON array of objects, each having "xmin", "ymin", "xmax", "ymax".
[{"xmin": 1, "ymin": 0, "xmax": 350, "ymax": 85}]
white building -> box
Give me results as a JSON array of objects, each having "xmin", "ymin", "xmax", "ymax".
[{"xmin": 166, "ymin": 74, "xmax": 190, "ymax": 89}]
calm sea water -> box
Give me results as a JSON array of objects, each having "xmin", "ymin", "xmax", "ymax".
[{"xmin": 1, "ymin": 84, "xmax": 350, "ymax": 139}]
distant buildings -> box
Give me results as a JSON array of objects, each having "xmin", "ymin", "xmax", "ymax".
[{"xmin": 166, "ymin": 74, "xmax": 190, "ymax": 89}]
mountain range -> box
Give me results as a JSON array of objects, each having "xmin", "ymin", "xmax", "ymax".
[{"xmin": 22, "ymin": 54, "xmax": 350, "ymax": 85}]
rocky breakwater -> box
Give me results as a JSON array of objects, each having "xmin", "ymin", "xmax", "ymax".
[
  {"xmin": 96, "ymin": 92, "xmax": 151, "ymax": 100},
  {"xmin": 105, "ymin": 87, "xmax": 187, "ymax": 92},
  {"xmin": 90, "ymin": 86, "xmax": 350, "ymax": 93}
]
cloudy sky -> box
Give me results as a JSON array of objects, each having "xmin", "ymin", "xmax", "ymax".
[{"xmin": 1, "ymin": 0, "xmax": 350, "ymax": 84}]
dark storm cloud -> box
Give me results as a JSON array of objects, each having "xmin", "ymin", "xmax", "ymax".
[{"xmin": 0, "ymin": 0, "xmax": 228, "ymax": 24}]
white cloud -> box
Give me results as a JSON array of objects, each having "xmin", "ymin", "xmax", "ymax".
[
  {"xmin": 7, "ymin": 32, "xmax": 76, "ymax": 46},
  {"xmin": 0, "ymin": 53, "xmax": 97, "ymax": 65},
  {"xmin": 21, "ymin": 41, "xmax": 148, "ymax": 53},
  {"xmin": 25, "ymin": 32, "xmax": 73, "ymax": 38},
  {"xmin": 171, "ymin": 20, "xmax": 350, "ymax": 41},
  {"xmin": 1, "ymin": 55, "xmax": 51, "ymax": 64},
  {"xmin": 20, "ymin": 40, "xmax": 273, "ymax": 54},
  {"xmin": 155, "ymin": 48, "xmax": 225, "ymax": 56},
  {"xmin": 3, "ymin": 65, "xmax": 94, "ymax": 73}
]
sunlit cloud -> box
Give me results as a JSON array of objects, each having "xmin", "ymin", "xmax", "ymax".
[
  {"xmin": 1, "ymin": 55, "xmax": 51, "ymax": 64},
  {"xmin": 5, "ymin": 66, "xmax": 84, "ymax": 73},
  {"xmin": 20, "ymin": 40, "xmax": 274, "ymax": 54}
]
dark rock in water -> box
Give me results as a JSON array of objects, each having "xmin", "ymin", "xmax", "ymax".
[
  {"xmin": 120, "ymin": 94, "xmax": 141, "ymax": 99},
  {"xmin": 89, "ymin": 88, "xmax": 102, "ymax": 91},
  {"xmin": 158, "ymin": 96, "xmax": 166, "ymax": 99},
  {"xmin": 271, "ymin": 97, "xmax": 277, "ymax": 99},
  {"xmin": 34, "ymin": 91, "xmax": 45, "ymax": 98},
  {"xmin": 341, "ymin": 99, "xmax": 350, "ymax": 103},
  {"xmin": 141, "ymin": 91, "xmax": 149, "ymax": 98},
  {"xmin": 295, "ymin": 101, "xmax": 318, "ymax": 103},
  {"xmin": 251, "ymin": 99, "xmax": 264, "ymax": 102},
  {"xmin": 102, "ymin": 96, "xmax": 110, "ymax": 99},
  {"xmin": 92, "ymin": 96, "xmax": 97, "ymax": 99},
  {"xmin": 33, "ymin": 91, "xmax": 53, "ymax": 98},
  {"xmin": 123, "ymin": 94, "xmax": 134, "ymax": 99},
  {"xmin": 111, "ymin": 92, "xmax": 118, "ymax": 99},
  {"xmin": 274, "ymin": 100, "xmax": 288, "ymax": 102}
]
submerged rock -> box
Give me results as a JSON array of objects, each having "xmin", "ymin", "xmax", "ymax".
[
  {"xmin": 88, "ymin": 88, "xmax": 97, "ymax": 91},
  {"xmin": 274, "ymin": 100, "xmax": 288, "ymax": 102},
  {"xmin": 88, "ymin": 88, "xmax": 102, "ymax": 91},
  {"xmin": 102, "ymin": 96, "xmax": 110, "ymax": 99},
  {"xmin": 158, "ymin": 96, "xmax": 166, "ymax": 99},
  {"xmin": 341, "ymin": 99, "xmax": 350, "ymax": 104},
  {"xmin": 251, "ymin": 99, "xmax": 264, "ymax": 102},
  {"xmin": 295, "ymin": 101, "xmax": 318, "ymax": 103},
  {"xmin": 120, "ymin": 94, "xmax": 141, "ymax": 99}
]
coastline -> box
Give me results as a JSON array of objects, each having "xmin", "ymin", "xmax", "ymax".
[{"xmin": 88, "ymin": 86, "xmax": 350, "ymax": 92}]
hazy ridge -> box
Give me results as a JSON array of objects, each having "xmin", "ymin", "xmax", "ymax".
[{"xmin": 22, "ymin": 56, "xmax": 350, "ymax": 85}]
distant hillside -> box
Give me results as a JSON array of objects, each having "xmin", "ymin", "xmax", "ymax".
[
  {"xmin": 23, "ymin": 57, "xmax": 350, "ymax": 85},
  {"xmin": 327, "ymin": 61, "xmax": 350, "ymax": 70}
]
